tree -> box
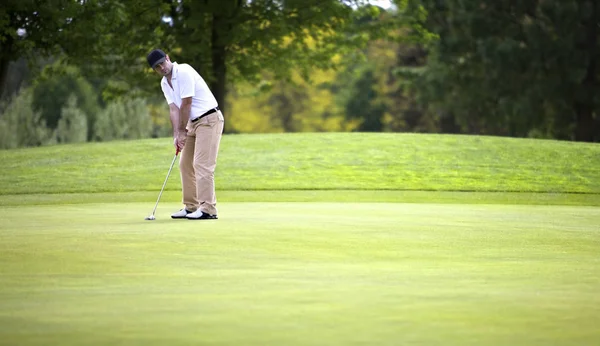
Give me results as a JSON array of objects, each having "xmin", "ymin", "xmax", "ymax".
[
  {"xmin": 402, "ymin": 0, "xmax": 600, "ymax": 141},
  {"xmin": 0, "ymin": 58, "xmax": 30, "ymax": 100},
  {"xmin": 0, "ymin": 0, "xmax": 82, "ymax": 100},
  {"xmin": 32, "ymin": 64, "xmax": 99, "ymax": 139},
  {"xmin": 59, "ymin": 0, "xmax": 172, "ymax": 98},
  {"xmin": 225, "ymin": 67, "xmax": 352, "ymax": 133},
  {"xmin": 266, "ymin": 80, "xmax": 309, "ymax": 132},
  {"xmin": 162, "ymin": 0, "xmax": 381, "ymax": 118},
  {"xmin": 343, "ymin": 67, "xmax": 386, "ymax": 131},
  {"xmin": 3, "ymin": 0, "xmax": 393, "ymax": 133}
]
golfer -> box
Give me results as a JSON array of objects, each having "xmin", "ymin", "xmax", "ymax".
[{"xmin": 147, "ymin": 49, "xmax": 224, "ymax": 220}]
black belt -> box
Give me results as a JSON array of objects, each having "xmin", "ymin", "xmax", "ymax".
[{"xmin": 191, "ymin": 107, "xmax": 219, "ymax": 123}]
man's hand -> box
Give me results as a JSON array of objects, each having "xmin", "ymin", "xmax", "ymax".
[{"xmin": 174, "ymin": 132, "xmax": 186, "ymax": 152}]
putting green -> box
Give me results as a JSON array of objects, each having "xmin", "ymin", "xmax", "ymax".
[{"xmin": 1, "ymin": 202, "xmax": 599, "ymax": 345}]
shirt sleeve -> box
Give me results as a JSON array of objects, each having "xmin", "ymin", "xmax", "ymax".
[
  {"xmin": 177, "ymin": 66, "xmax": 196, "ymax": 99},
  {"xmin": 161, "ymin": 82, "xmax": 174, "ymax": 105}
]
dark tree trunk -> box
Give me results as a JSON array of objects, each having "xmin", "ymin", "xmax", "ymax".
[
  {"xmin": 210, "ymin": 15, "xmax": 227, "ymax": 116},
  {"xmin": 208, "ymin": 0, "xmax": 244, "ymax": 133},
  {"xmin": 575, "ymin": 105, "xmax": 595, "ymax": 141},
  {"xmin": 574, "ymin": 0, "xmax": 598, "ymax": 142},
  {"xmin": 210, "ymin": 9, "xmax": 229, "ymax": 132},
  {"xmin": 438, "ymin": 111, "xmax": 460, "ymax": 134},
  {"xmin": 0, "ymin": 37, "xmax": 14, "ymax": 101},
  {"xmin": 279, "ymin": 96, "xmax": 295, "ymax": 132}
]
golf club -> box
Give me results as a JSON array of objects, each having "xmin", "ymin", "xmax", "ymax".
[{"xmin": 145, "ymin": 148, "xmax": 180, "ymax": 221}]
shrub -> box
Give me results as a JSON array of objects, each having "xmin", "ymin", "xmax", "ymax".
[
  {"xmin": 123, "ymin": 98, "xmax": 153, "ymax": 139},
  {"xmin": 0, "ymin": 89, "xmax": 54, "ymax": 149},
  {"xmin": 32, "ymin": 64, "xmax": 100, "ymax": 140},
  {"xmin": 56, "ymin": 95, "xmax": 88, "ymax": 144},
  {"xmin": 148, "ymin": 102, "xmax": 172, "ymax": 138},
  {"xmin": 94, "ymin": 98, "xmax": 152, "ymax": 141}
]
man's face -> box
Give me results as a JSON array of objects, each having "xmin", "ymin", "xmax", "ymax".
[{"xmin": 153, "ymin": 56, "xmax": 173, "ymax": 76}]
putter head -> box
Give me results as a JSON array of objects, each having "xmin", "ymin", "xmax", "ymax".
[{"xmin": 145, "ymin": 215, "xmax": 156, "ymax": 221}]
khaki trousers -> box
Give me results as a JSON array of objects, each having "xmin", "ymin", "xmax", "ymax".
[{"xmin": 180, "ymin": 110, "xmax": 224, "ymax": 215}]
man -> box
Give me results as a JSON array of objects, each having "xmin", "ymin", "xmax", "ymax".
[{"xmin": 146, "ymin": 48, "xmax": 224, "ymax": 220}]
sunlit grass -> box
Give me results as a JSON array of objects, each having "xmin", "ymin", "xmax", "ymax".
[
  {"xmin": 1, "ymin": 133, "xmax": 599, "ymax": 195},
  {"xmin": 0, "ymin": 202, "xmax": 599, "ymax": 346},
  {"xmin": 1, "ymin": 133, "xmax": 599, "ymax": 345}
]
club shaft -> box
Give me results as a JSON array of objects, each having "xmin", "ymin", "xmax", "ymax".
[{"xmin": 150, "ymin": 153, "xmax": 178, "ymax": 216}]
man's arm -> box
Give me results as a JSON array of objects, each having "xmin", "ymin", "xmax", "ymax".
[
  {"xmin": 169, "ymin": 103, "xmax": 180, "ymax": 138},
  {"xmin": 173, "ymin": 97, "xmax": 192, "ymax": 151},
  {"xmin": 179, "ymin": 97, "xmax": 192, "ymax": 133}
]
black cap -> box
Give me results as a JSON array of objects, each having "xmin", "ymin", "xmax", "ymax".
[{"xmin": 147, "ymin": 49, "xmax": 166, "ymax": 68}]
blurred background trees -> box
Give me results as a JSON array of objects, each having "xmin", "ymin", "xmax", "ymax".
[
  {"xmin": 406, "ymin": 0, "xmax": 600, "ymax": 142},
  {"xmin": 1, "ymin": 0, "xmax": 598, "ymax": 149}
]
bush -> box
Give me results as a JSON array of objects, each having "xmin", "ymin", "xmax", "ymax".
[
  {"xmin": 56, "ymin": 95, "xmax": 88, "ymax": 144},
  {"xmin": 123, "ymin": 98, "xmax": 153, "ymax": 139},
  {"xmin": 94, "ymin": 98, "xmax": 153, "ymax": 141},
  {"xmin": 148, "ymin": 102, "xmax": 172, "ymax": 138},
  {"xmin": 0, "ymin": 89, "xmax": 55, "ymax": 149},
  {"xmin": 32, "ymin": 64, "xmax": 100, "ymax": 140}
]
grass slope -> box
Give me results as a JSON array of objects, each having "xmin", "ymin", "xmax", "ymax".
[
  {"xmin": 1, "ymin": 133, "xmax": 599, "ymax": 196},
  {"xmin": 1, "ymin": 202, "xmax": 599, "ymax": 346}
]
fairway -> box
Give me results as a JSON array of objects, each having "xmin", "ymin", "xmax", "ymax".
[
  {"xmin": 1, "ymin": 133, "xmax": 599, "ymax": 345},
  {"xmin": 1, "ymin": 201, "xmax": 599, "ymax": 345}
]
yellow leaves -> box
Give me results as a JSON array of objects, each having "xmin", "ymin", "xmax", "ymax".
[
  {"xmin": 228, "ymin": 89, "xmax": 276, "ymax": 133},
  {"xmin": 227, "ymin": 65, "xmax": 356, "ymax": 133}
]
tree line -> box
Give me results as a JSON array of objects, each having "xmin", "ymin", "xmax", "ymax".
[{"xmin": 1, "ymin": 0, "xmax": 598, "ymax": 149}]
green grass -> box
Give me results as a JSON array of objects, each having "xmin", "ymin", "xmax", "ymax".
[
  {"xmin": 1, "ymin": 133, "xmax": 599, "ymax": 196},
  {"xmin": 1, "ymin": 190, "xmax": 600, "ymax": 207},
  {"xmin": 1, "ymin": 133, "xmax": 599, "ymax": 345},
  {"xmin": 1, "ymin": 202, "xmax": 599, "ymax": 345}
]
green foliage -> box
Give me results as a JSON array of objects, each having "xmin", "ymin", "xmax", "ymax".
[
  {"xmin": 0, "ymin": 111, "xmax": 18, "ymax": 150},
  {"xmin": 59, "ymin": 0, "xmax": 173, "ymax": 100},
  {"xmin": 0, "ymin": 89, "xmax": 54, "ymax": 149},
  {"xmin": 343, "ymin": 67, "xmax": 385, "ymax": 131},
  {"xmin": 0, "ymin": 0, "xmax": 83, "ymax": 98},
  {"xmin": 56, "ymin": 95, "xmax": 88, "ymax": 144},
  {"xmin": 123, "ymin": 98, "xmax": 153, "ymax": 139},
  {"xmin": 161, "ymin": 0, "xmax": 384, "ymax": 114},
  {"xmin": 2, "ymin": 0, "xmax": 424, "ymax": 138},
  {"xmin": 227, "ymin": 68, "xmax": 353, "ymax": 133},
  {"xmin": 5, "ymin": 0, "xmax": 599, "ymax": 142},
  {"xmin": 0, "ymin": 0, "xmax": 80, "ymax": 51},
  {"xmin": 402, "ymin": 0, "xmax": 600, "ymax": 141},
  {"xmin": 332, "ymin": 20, "xmax": 435, "ymax": 134},
  {"xmin": 147, "ymin": 102, "xmax": 173, "ymax": 138},
  {"xmin": 32, "ymin": 64, "xmax": 99, "ymax": 139},
  {"xmin": 224, "ymin": 3, "xmax": 414, "ymax": 135},
  {"xmin": 93, "ymin": 98, "xmax": 152, "ymax": 142}
]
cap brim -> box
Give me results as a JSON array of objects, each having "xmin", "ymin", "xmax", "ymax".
[{"xmin": 151, "ymin": 57, "xmax": 166, "ymax": 68}]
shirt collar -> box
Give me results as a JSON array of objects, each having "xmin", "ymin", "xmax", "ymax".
[{"xmin": 170, "ymin": 62, "xmax": 179, "ymax": 79}]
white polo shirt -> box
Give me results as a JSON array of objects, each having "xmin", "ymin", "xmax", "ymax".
[{"xmin": 160, "ymin": 62, "xmax": 218, "ymax": 121}]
